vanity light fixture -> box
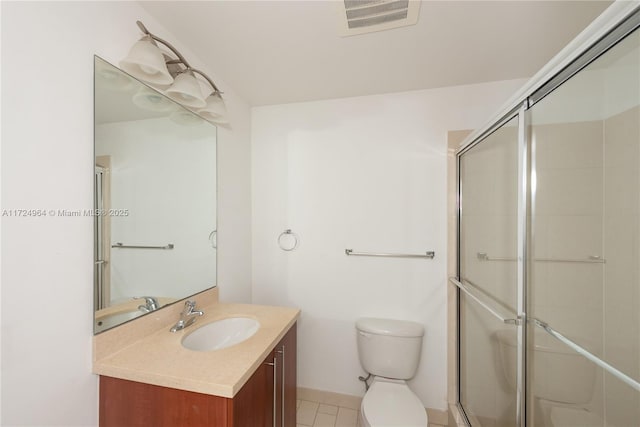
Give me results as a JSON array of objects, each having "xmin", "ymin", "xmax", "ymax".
[
  {"xmin": 198, "ymin": 92, "xmax": 229, "ymax": 124},
  {"xmin": 121, "ymin": 21, "xmax": 229, "ymax": 125},
  {"xmin": 120, "ymin": 34, "xmax": 174, "ymax": 86},
  {"xmin": 165, "ymin": 71, "xmax": 207, "ymax": 109}
]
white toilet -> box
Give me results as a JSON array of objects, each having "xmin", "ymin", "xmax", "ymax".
[
  {"xmin": 356, "ymin": 317, "xmax": 429, "ymax": 427},
  {"xmin": 495, "ymin": 329, "xmax": 601, "ymax": 426}
]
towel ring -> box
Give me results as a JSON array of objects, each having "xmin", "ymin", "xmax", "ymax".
[
  {"xmin": 278, "ymin": 229, "xmax": 299, "ymax": 251},
  {"xmin": 209, "ymin": 230, "xmax": 217, "ymax": 249}
]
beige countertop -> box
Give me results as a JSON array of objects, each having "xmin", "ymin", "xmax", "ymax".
[
  {"xmin": 93, "ymin": 290, "xmax": 300, "ymax": 398},
  {"xmin": 95, "ymin": 297, "xmax": 177, "ymax": 319}
]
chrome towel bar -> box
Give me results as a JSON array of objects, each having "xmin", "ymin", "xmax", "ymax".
[
  {"xmin": 345, "ymin": 249, "xmax": 435, "ymax": 259},
  {"xmin": 112, "ymin": 242, "xmax": 174, "ymax": 250},
  {"xmin": 477, "ymin": 252, "xmax": 605, "ymax": 263}
]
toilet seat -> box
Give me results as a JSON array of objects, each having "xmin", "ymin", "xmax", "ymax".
[{"xmin": 361, "ymin": 378, "xmax": 428, "ymax": 427}]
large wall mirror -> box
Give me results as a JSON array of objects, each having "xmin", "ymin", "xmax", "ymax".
[{"xmin": 94, "ymin": 56, "xmax": 217, "ymax": 334}]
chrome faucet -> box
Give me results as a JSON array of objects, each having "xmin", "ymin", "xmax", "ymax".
[
  {"xmin": 170, "ymin": 300, "xmax": 204, "ymax": 332},
  {"xmin": 135, "ymin": 296, "xmax": 160, "ymax": 313}
]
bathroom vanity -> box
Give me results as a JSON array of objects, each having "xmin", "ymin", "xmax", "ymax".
[
  {"xmin": 92, "ymin": 57, "xmax": 301, "ymax": 425},
  {"xmin": 93, "ymin": 288, "xmax": 299, "ymax": 427}
]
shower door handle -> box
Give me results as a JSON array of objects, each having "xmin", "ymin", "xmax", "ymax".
[{"xmin": 449, "ymin": 277, "xmax": 522, "ymax": 325}]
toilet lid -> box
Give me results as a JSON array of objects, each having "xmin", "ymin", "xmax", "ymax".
[{"xmin": 362, "ymin": 381, "xmax": 428, "ymax": 426}]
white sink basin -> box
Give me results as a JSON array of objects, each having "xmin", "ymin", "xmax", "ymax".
[{"xmin": 182, "ymin": 317, "xmax": 260, "ymax": 351}]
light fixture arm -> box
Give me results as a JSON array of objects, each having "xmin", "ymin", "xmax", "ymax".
[
  {"xmin": 135, "ymin": 20, "xmax": 221, "ymax": 94},
  {"xmin": 190, "ymin": 69, "xmax": 222, "ymax": 95}
]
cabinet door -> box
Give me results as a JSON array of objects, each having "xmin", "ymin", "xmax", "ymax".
[
  {"xmin": 232, "ymin": 349, "xmax": 276, "ymax": 427},
  {"xmin": 241, "ymin": 321, "xmax": 296, "ymax": 427},
  {"xmin": 99, "ymin": 376, "xmax": 229, "ymax": 427}
]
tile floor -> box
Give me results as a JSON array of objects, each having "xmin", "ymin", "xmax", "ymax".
[
  {"xmin": 296, "ymin": 398, "xmax": 447, "ymax": 427},
  {"xmin": 296, "ymin": 399, "xmax": 360, "ymax": 427}
]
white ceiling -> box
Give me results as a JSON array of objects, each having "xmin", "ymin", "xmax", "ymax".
[{"xmin": 140, "ymin": 1, "xmax": 612, "ymax": 106}]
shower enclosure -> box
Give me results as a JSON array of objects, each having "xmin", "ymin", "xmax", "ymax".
[{"xmin": 453, "ymin": 5, "xmax": 639, "ymax": 426}]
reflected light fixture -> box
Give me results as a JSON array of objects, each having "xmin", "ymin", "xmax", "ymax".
[
  {"xmin": 170, "ymin": 110, "xmax": 205, "ymax": 126},
  {"xmin": 120, "ymin": 21, "xmax": 229, "ymax": 125},
  {"xmin": 96, "ymin": 59, "xmax": 136, "ymax": 91},
  {"xmin": 132, "ymin": 87, "xmax": 176, "ymax": 113}
]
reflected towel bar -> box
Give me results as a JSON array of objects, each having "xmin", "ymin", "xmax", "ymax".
[
  {"xmin": 477, "ymin": 252, "xmax": 605, "ymax": 263},
  {"xmin": 112, "ymin": 242, "xmax": 174, "ymax": 250},
  {"xmin": 533, "ymin": 319, "xmax": 640, "ymax": 392},
  {"xmin": 449, "ymin": 277, "xmax": 521, "ymax": 325},
  {"xmin": 345, "ymin": 249, "xmax": 435, "ymax": 259}
]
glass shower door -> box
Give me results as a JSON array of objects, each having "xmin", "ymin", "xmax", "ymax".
[
  {"xmin": 456, "ymin": 8, "xmax": 640, "ymax": 427},
  {"xmin": 527, "ymin": 26, "xmax": 640, "ymax": 427},
  {"xmin": 458, "ymin": 115, "xmax": 522, "ymax": 427}
]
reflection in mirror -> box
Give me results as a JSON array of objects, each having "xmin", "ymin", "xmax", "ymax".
[{"xmin": 94, "ymin": 56, "xmax": 217, "ymax": 334}]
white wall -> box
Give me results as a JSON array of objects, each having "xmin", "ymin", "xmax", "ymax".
[
  {"xmin": 251, "ymin": 79, "xmax": 527, "ymax": 411},
  {"xmin": 1, "ymin": 2, "xmax": 252, "ymax": 425}
]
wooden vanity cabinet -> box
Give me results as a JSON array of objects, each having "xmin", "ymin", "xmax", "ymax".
[
  {"xmin": 233, "ymin": 321, "xmax": 296, "ymax": 427},
  {"xmin": 99, "ymin": 322, "xmax": 297, "ymax": 427}
]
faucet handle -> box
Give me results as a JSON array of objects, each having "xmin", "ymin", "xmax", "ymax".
[
  {"xmin": 183, "ymin": 300, "xmax": 198, "ymax": 314},
  {"xmin": 134, "ymin": 296, "xmax": 160, "ymax": 312},
  {"xmin": 170, "ymin": 300, "xmax": 203, "ymax": 332}
]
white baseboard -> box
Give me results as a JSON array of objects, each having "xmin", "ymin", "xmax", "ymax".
[{"xmin": 427, "ymin": 407, "xmax": 449, "ymax": 426}]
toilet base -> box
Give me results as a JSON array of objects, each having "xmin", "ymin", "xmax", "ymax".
[{"xmin": 360, "ymin": 377, "xmax": 428, "ymax": 427}]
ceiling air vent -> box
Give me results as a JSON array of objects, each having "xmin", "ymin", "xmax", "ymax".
[{"xmin": 337, "ymin": 0, "xmax": 421, "ymax": 37}]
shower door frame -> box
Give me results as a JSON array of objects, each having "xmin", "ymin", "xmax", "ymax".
[
  {"xmin": 454, "ymin": 102, "xmax": 528, "ymax": 427},
  {"xmin": 451, "ymin": 4, "xmax": 640, "ymax": 427}
]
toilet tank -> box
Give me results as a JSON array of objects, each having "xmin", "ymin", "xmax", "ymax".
[{"xmin": 356, "ymin": 317, "xmax": 425, "ymax": 380}]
